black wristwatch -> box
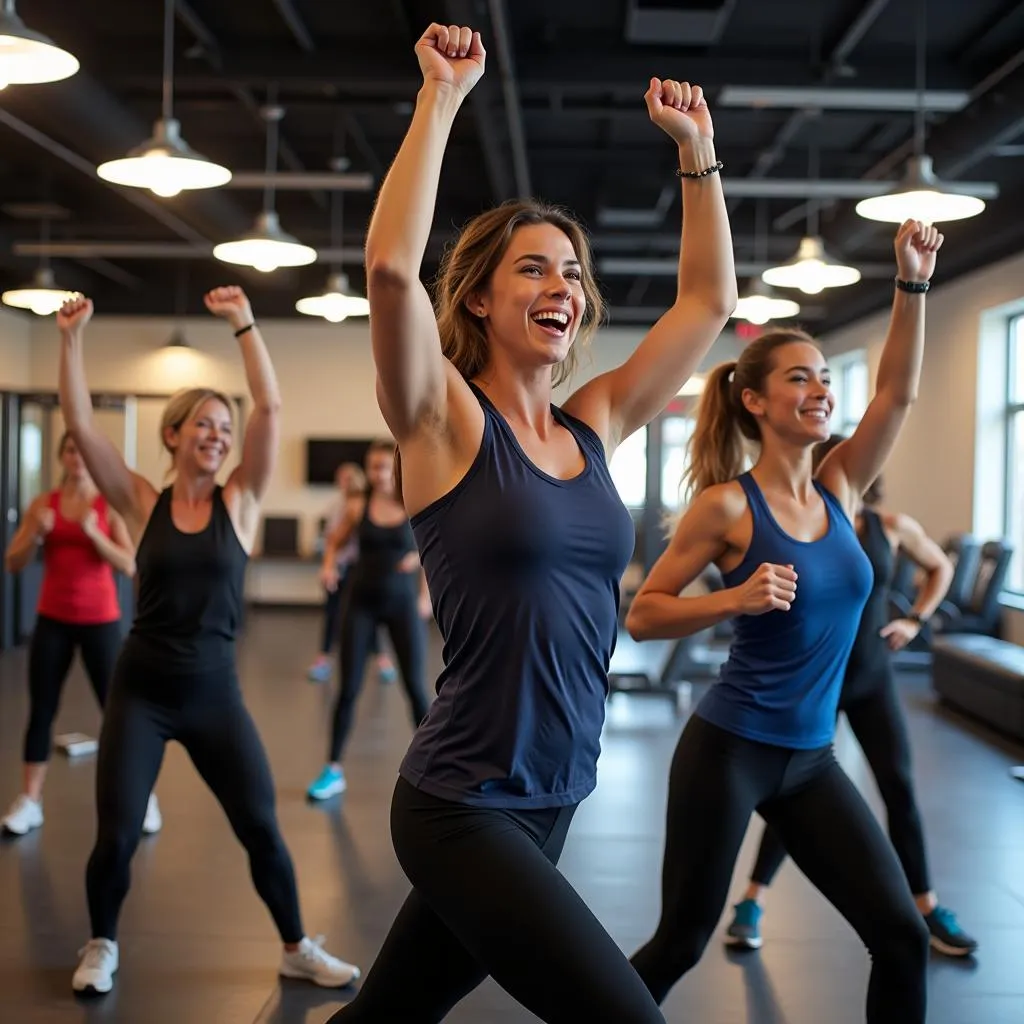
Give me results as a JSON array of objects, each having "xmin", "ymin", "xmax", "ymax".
[
  {"xmin": 907, "ymin": 611, "xmax": 929, "ymax": 625},
  {"xmin": 895, "ymin": 278, "xmax": 930, "ymax": 294}
]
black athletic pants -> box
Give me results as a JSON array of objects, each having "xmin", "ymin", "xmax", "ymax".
[
  {"xmin": 24, "ymin": 615, "xmax": 123, "ymax": 763},
  {"xmin": 751, "ymin": 672, "xmax": 931, "ymax": 895},
  {"xmin": 327, "ymin": 777, "xmax": 664, "ymax": 1023},
  {"xmin": 630, "ymin": 715, "xmax": 928, "ymax": 1023},
  {"xmin": 328, "ymin": 588, "xmax": 429, "ymax": 763},
  {"xmin": 319, "ymin": 573, "xmax": 381, "ymax": 658},
  {"xmin": 85, "ymin": 659, "xmax": 303, "ymax": 943}
]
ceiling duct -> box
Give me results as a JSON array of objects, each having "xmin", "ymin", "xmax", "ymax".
[{"xmin": 625, "ymin": 0, "xmax": 737, "ymax": 45}]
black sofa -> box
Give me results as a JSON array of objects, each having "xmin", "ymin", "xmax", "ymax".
[{"xmin": 931, "ymin": 634, "xmax": 1024, "ymax": 742}]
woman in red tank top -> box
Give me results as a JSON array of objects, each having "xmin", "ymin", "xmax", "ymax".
[{"xmin": 1, "ymin": 433, "xmax": 153, "ymax": 838}]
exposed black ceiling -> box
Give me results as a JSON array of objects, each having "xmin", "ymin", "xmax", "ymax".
[{"xmin": 0, "ymin": 0, "xmax": 1022, "ymax": 334}]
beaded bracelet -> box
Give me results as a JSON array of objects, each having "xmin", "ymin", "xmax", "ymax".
[{"xmin": 676, "ymin": 160, "xmax": 724, "ymax": 179}]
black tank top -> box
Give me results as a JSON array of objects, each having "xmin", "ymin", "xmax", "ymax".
[
  {"xmin": 349, "ymin": 499, "xmax": 417, "ymax": 602},
  {"xmin": 123, "ymin": 486, "xmax": 247, "ymax": 672},
  {"xmin": 842, "ymin": 508, "xmax": 895, "ymax": 701}
]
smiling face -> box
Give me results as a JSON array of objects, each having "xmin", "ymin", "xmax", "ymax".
[
  {"xmin": 166, "ymin": 397, "xmax": 233, "ymax": 477},
  {"xmin": 742, "ymin": 341, "xmax": 834, "ymax": 446},
  {"xmin": 471, "ymin": 222, "xmax": 587, "ymax": 375},
  {"xmin": 59, "ymin": 435, "xmax": 90, "ymax": 484},
  {"xmin": 365, "ymin": 447, "xmax": 395, "ymax": 496}
]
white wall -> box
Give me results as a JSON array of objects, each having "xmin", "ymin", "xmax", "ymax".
[
  {"xmin": 820, "ymin": 248, "xmax": 1024, "ymax": 644},
  {"xmin": 24, "ymin": 312, "xmax": 740, "ymax": 602},
  {"xmin": 0, "ymin": 305, "xmax": 31, "ymax": 388}
]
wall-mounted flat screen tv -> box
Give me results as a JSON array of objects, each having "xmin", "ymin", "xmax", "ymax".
[{"xmin": 305, "ymin": 438, "xmax": 374, "ymax": 485}]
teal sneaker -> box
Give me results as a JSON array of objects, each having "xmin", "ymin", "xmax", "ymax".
[
  {"xmin": 307, "ymin": 766, "xmax": 346, "ymax": 801},
  {"xmin": 925, "ymin": 906, "xmax": 978, "ymax": 957},
  {"xmin": 725, "ymin": 899, "xmax": 763, "ymax": 950}
]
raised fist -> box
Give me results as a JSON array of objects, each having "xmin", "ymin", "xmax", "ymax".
[
  {"xmin": 204, "ymin": 286, "xmax": 253, "ymax": 331},
  {"xmin": 645, "ymin": 78, "xmax": 713, "ymax": 144},
  {"xmin": 56, "ymin": 295, "xmax": 92, "ymax": 335},
  {"xmin": 894, "ymin": 220, "xmax": 943, "ymax": 283},
  {"xmin": 415, "ymin": 23, "xmax": 486, "ymax": 97},
  {"xmin": 734, "ymin": 562, "xmax": 798, "ymax": 616},
  {"xmin": 32, "ymin": 506, "xmax": 55, "ymax": 538}
]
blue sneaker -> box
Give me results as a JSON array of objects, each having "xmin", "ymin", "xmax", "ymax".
[
  {"xmin": 307, "ymin": 660, "xmax": 332, "ymax": 684},
  {"xmin": 925, "ymin": 906, "xmax": 978, "ymax": 957},
  {"xmin": 725, "ymin": 899, "xmax": 763, "ymax": 950},
  {"xmin": 307, "ymin": 766, "xmax": 346, "ymax": 801}
]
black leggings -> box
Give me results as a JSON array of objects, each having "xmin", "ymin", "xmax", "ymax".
[
  {"xmin": 24, "ymin": 615, "xmax": 123, "ymax": 763},
  {"xmin": 630, "ymin": 715, "xmax": 928, "ymax": 1023},
  {"xmin": 328, "ymin": 777, "xmax": 664, "ymax": 1023},
  {"xmin": 328, "ymin": 590, "xmax": 429, "ymax": 762},
  {"xmin": 751, "ymin": 673, "xmax": 931, "ymax": 895},
  {"xmin": 85, "ymin": 664, "xmax": 303, "ymax": 943},
  {"xmin": 320, "ymin": 574, "xmax": 382, "ymax": 657}
]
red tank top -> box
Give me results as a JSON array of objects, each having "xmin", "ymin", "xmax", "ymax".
[{"xmin": 37, "ymin": 490, "xmax": 121, "ymax": 624}]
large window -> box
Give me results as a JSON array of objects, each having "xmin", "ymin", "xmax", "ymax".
[
  {"xmin": 1005, "ymin": 316, "xmax": 1024, "ymax": 592},
  {"xmin": 830, "ymin": 351, "xmax": 870, "ymax": 438}
]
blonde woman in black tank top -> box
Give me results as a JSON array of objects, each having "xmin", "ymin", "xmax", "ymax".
[{"xmin": 56, "ymin": 289, "xmax": 360, "ymax": 997}]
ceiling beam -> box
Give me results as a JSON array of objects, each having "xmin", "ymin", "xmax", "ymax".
[
  {"xmin": 487, "ymin": 0, "xmax": 531, "ymax": 198},
  {"xmin": 271, "ymin": 0, "xmax": 315, "ymax": 52},
  {"xmin": 174, "ymin": 0, "xmax": 327, "ymax": 210},
  {"xmin": 444, "ymin": 0, "xmax": 513, "ymax": 203}
]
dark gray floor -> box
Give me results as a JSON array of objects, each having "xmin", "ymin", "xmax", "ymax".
[{"xmin": 1, "ymin": 610, "xmax": 1022, "ymax": 1023}]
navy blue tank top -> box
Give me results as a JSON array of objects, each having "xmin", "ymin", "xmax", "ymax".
[
  {"xmin": 400, "ymin": 384, "xmax": 636, "ymax": 809},
  {"xmin": 841, "ymin": 508, "xmax": 895, "ymax": 702},
  {"xmin": 349, "ymin": 502, "xmax": 417, "ymax": 603},
  {"xmin": 696, "ymin": 473, "xmax": 872, "ymax": 749}
]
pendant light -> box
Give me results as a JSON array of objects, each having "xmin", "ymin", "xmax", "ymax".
[
  {"xmin": 762, "ymin": 143, "xmax": 860, "ymax": 295},
  {"xmin": 296, "ymin": 144, "xmax": 369, "ymax": 321},
  {"xmin": 97, "ymin": 0, "xmax": 231, "ymax": 197},
  {"xmin": 855, "ymin": 0, "xmax": 986, "ymax": 225},
  {"xmin": 163, "ymin": 265, "xmax": 191, "ymax": 347},
  {"xmin": 214, "ymin": 101, "xmax": 316, "ymax": 272},
  {"xmin": 2, "ymin": 219, "xmax": 78, "ymax": 316},
  {"xmin": 0, "ymin": 0, "xmax": 79, "ymax": 89},
  {"xmin": 2, "ymin": 266, "xmax": 78, "ymax": 315},
  {"xmin": 734, "ymin": 201, "xmax": 801, "ymax": 323}
]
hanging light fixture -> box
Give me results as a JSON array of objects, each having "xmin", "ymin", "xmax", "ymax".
[
  {"xmin": 0, "ymin": 0, "xmax": 79, "ymax": 89},
  {"xmin": 733, "ymin": 280, "xmax": 801, "ymax": 324},
  {"xmin": 214, "ymin": 101, "xmax": 316, "ymax": 272},
  {"xmin": 2, "ymin": 266, "xmax": 78, "ymax": 316},
  {"xmin": 855, "ymin": 154, "xmax": 986, "ymax": 226},
  {"xmin": 735, "ymin": 202, "xmax": 802, "ymax": 323},
  {"xmin": 762, "ymin": 236, "xmax": 861, "ymax": 295},
  {"xmin": 296, "ymin": 271, "xmax": 370, "ymax": 322},
  {"xmin": 762, "ymin": 144, "xmax": 860, "ymax": 295},
  {"xmin": 855, "ymin": 0, "xmax": 986, "ymax": 225},
  {"xmin": 214, "ymin": 209, "xmax": 316, "ymax": 273},
  {"xmin": 96, "ymin": 0, "xmax": 230, "ymax": 197},
  {"xmin": 295, "ymin": 143, "xmax": 368, "ymax": 321}
]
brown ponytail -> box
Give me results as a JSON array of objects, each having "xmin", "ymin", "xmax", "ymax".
[{"xmin": 681, "ymin": 328, "xmax": 818, "ymax": 503}]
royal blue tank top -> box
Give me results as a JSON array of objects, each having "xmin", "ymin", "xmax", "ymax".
[
  {"xmin": 696, "ymin": 472, "xmax": 872, "ymax": 749},
  {"xmin": 400, "ymin": 384, "xmax": 636, "ymax": 809}
]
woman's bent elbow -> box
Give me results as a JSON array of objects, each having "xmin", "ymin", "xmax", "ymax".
[{"xmin": 624, "ymin": 602, "xmax": 651, "ymax": 641}]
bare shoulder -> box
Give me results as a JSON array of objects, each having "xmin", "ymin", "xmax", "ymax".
[
  {"xmin": 881, "ymin": 509, "xmax": 921, "ymax": 541},
  {"xmin": 671, "ymin": 481, "xmax": 747, "ymax": 541}
]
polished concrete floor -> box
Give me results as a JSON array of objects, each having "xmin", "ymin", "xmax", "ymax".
[{"xmin": 0, "ymin": 609, "xmax": 1022, "ymax": 1023}]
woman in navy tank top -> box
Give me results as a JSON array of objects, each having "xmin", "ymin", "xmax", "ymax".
[
  {"xmin": 328, "ymin": 19, "xmax": 736, "ymax": 1024},
  {"xmin": 727, "ymin": 434, "xmax": 978, "ymax": 958},
  {"xmin": 626, "ymin": 220, "xmax": 943, "ymax": 1023}
]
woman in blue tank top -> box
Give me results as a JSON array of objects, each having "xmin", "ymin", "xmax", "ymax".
[
  {"xmin": 726, "ymin": 434, "xmax": 978, "ymax": 959},
  {"xmin": 625, "ymin": 220, "xmax": 943, "ymax": 1023},
  {"xmin": 327, "ymin": 19, "xmax": 737, "ymax": 1024}
]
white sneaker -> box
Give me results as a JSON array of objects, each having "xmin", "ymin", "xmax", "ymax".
[
  {"xmin": 142, "ymin": 794, "xmax": 162, "ymax": 834},
  {"xmin": 72, "ymin": 938, "xmax": 118, "ymax": 995},
  {"xmin": 280, "ymin": 936, "xmax": 360, "ymax": 988},
  {"xmin": 2, "ymin": 794, "xmax": 43, "ymax": 836}
]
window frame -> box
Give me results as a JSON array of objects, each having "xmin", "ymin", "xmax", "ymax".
[{"xmin": 1004, "ymin": 315, "xmax": 1024, "ymax": 594}]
